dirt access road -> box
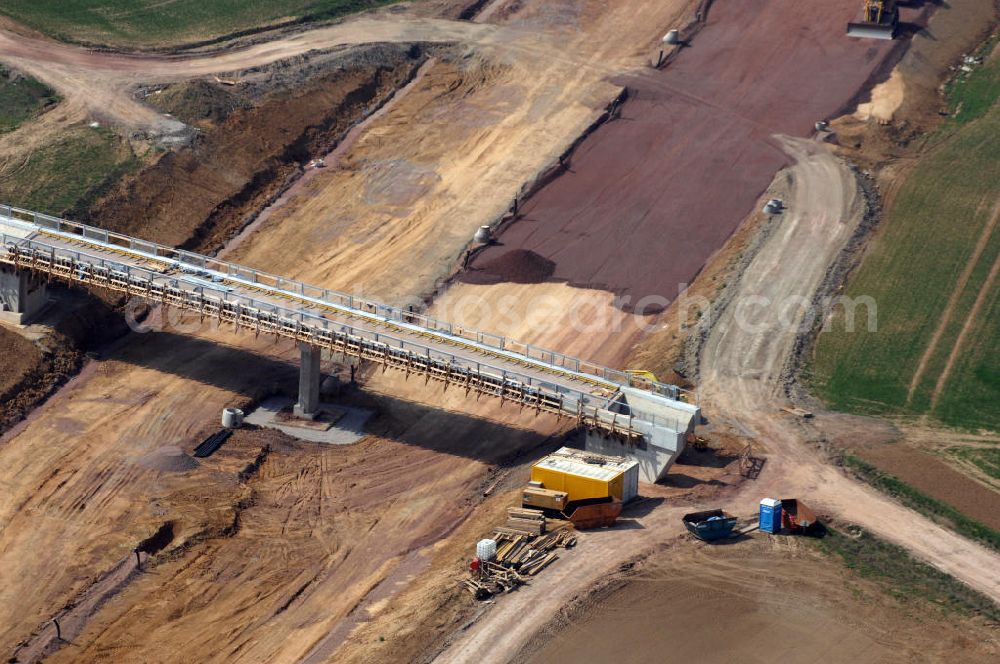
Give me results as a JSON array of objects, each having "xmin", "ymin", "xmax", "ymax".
[
  {"xmin": 698, "ymin": 140, "xmax": 1000, "ymax": 597},
  {"xmin": 435, "ymin": 138, "xmax": 1000, "ymax": 663},
  {"xmin": 0, "ymin": 16, "xmax": 497, "ymax": 135}
]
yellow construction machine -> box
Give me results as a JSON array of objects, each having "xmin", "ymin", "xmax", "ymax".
[
  {"xmin": 847, "ymin": 0, "xmax": 898, "ymax": 40},
  {"xmin": 625, "ymin": 369, "xmax": 659, "ymax": 385}
]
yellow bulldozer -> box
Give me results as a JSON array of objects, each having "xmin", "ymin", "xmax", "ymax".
[{"xmin": 847, "ymin": 0, "xmax": 899, "ymax": 40}]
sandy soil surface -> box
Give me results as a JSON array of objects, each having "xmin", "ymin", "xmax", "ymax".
[
  {"xmin": 225, "ymin": 0, "xmax": 697, "ymax": 304},
  {"xmin": 0, "ymin": 327, "xmax": 296, "ymax": 655},
  {"xmin": 467, "ymin": 0, "xmax": 928, "ymax": 311},
  {"xmin": 429, "ymin": 282, "xmax": 650, "ymax": 367},
  {"xmin": 38, "ymin": 395, "xmax": 560, "ymax": 664},
  {"xmin": 519, "ymin": 537, "xmax": 998, "ymax": 664},
  {"xmin": 0, "ymin": 303, "xmax": 560, "ymax": 662}
]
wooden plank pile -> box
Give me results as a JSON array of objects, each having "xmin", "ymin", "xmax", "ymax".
[
  {"xmin": 504, "ymin": 507, "xmax": 546, "ymax": 535},
  {"xmin": 461, "ymin": 518, "xmax": 578, "ymax": 601},
  {"xmin": 493, "ymin": 528, "xmax": 576, "ymax": 574}
]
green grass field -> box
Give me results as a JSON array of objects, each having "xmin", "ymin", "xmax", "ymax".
[
  {"xmin": 0, "ymin": 66, "xmax": 59, "ymax": 133},
  {"xmin": 950, "ymin": 447, "xmax": 1000, "ymax": 482},
  {"xmin": 811, "ymin": 41, "xmax": 1000, "ymax": 432},
  {"xmin": 0, "ymin": 0, "xmax": 392, "ymax": 49},
  {"xmin": 0, "ymin": 125, "xmax": 135, "ymax": 215}
]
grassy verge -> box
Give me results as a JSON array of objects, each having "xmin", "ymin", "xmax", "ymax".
[
  {"xmin": 811, "ymin": 38, "xmax": 1000, "ymax": 431},
  {"xmin": 843, "ymin": 454, "xmax": 1000, "ymax": 552},
  {"xmin": 944, "ymin": 33, "xmax": 1000, "ymax": 126},
  {"xmin": 816, "ymin": 524, "xmax": 1000, "ymax": 622},
  {"xmin": 949, "ymin": 447, "xmax": 1000, "ymax": 482},
  {"xmin": 0, "ymin": 125, "xmax": 136, "ymax": 215},
  {"xmin": 0, "ymin": 66, "xmax": 59, "ymax": 133},
  {"xmin": 0, "ymin": 0, "xmax": 396, "ymax": 50}
]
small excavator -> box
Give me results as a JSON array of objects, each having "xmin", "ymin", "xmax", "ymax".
[{"xmin": 847, "ymin": 0, "xmax": 899, "ymax": 40}]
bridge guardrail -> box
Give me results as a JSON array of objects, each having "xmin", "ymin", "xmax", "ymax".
[
  {"xmin": 0, "ymin": 204, "xmax": 694, "ymax": 403},
  {"xmin": 1, "ymin": 234, "xmax": 695, "ymax": 435}
]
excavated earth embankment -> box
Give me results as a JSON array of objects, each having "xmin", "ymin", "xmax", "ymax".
[{"xmin": 84, "ymin": 43, "xmax": 430, "ymax": 253}]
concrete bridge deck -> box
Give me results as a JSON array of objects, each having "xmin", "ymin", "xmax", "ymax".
[{"xmin": 1, "ymin": 205, "xmax": 699, "ymax": 480}]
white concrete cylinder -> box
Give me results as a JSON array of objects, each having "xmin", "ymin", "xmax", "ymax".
[{"xmin": 222, "ymin": 407, "xmax": 244, "ymax": 428}]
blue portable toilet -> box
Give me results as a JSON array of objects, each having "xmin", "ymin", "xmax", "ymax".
[{"xmin": 760, "ymin": 498, "xmax": 782, "ymax": 533}]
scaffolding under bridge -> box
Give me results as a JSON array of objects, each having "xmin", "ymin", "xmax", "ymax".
[{"xmin": 0, "ymin": 204, "xmax": 700, "ymax": 444}]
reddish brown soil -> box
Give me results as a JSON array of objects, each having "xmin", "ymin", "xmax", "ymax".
[
  {"xmin": 461, "ymin": 248, "xmax": 556, "ymax": 284},
  {"xmin": 0, "ymin": 326, "xmax": 40, "ymax": 397},
  {"xmin": 856, "ymin": 444, "xmax": 1000, "ymax": 532},
  {"xmin": 470, "ymin": 0, "xmax": 929, "ymax": 311}
]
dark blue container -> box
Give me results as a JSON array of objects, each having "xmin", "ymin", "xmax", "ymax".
[
  {"xmin": 759, "ymin": 498, "xmax": 782, "ymax": 533},
  {"xmin": 682, "ymin": 509, "xmax": 738, "ymax": 541}
]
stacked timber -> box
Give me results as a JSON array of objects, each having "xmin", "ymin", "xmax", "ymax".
[
  {"xmin": 492, "ymin": 528, "xmax": 576, "ymax": 570},
  {"xmin": 461, "ymin": 513, "xmax": 577, "ymax": 601},
  {"xmin": 504, "ymin": 507, "xmax": 546, "ymax": 535}
]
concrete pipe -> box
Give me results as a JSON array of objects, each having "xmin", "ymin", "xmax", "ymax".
[
  {"xmin": 222, "ymin": 407, "xmax": 244, "ymax": 428},
  {"xmin": 474, "ymin": 225, "xmax": 492, "ymax": 244}
]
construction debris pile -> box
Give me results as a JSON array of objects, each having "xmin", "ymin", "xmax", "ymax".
[{"xmin": 462, "ymin": 508, "xmax": 577, "ymax": 601}]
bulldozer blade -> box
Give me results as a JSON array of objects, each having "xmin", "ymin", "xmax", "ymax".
[{"xmin": 846, "ymin": 22, "xmax": 895, "ymax": 40}]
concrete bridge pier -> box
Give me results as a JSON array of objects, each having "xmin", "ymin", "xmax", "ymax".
[
  {"xmin": 293, "ymin": 342, "xmax": 322, "ymax": 419},
  {"xmin": 0, "ymin": 265, "xmax": 47, "ymax": 325}
]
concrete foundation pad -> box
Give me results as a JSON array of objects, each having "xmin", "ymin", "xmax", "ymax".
[
  {"xmin": 275, "ymin": 406, "xmax": 346, "ymax": 431},
  {"xmin": 246, "ymin": 396, "xmax": 373, "ymax": 445}
]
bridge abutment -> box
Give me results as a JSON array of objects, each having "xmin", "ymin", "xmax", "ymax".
[
  {"xmin": 293, "ymin": 342, "xmax": 322, "ymax": 419},
  {"xmin": 585, "ymin": 386, "xmax": 701, "ymax": 483},
  {"xmin": 0, "ymin": 265, "xmax": 47, "ymax": 325}
]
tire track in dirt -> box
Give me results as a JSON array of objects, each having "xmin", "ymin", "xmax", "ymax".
[
  {"xmin": 929, "ymin": 224, "xmax": 1000, "ymax": 408},
  {"xmin": 12, "ymin": 547, "xmax": 150, "ymax": 663},
  {"xmin": 907, "ymin": 200, "xmax": 1000, "ymax": 403}
]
